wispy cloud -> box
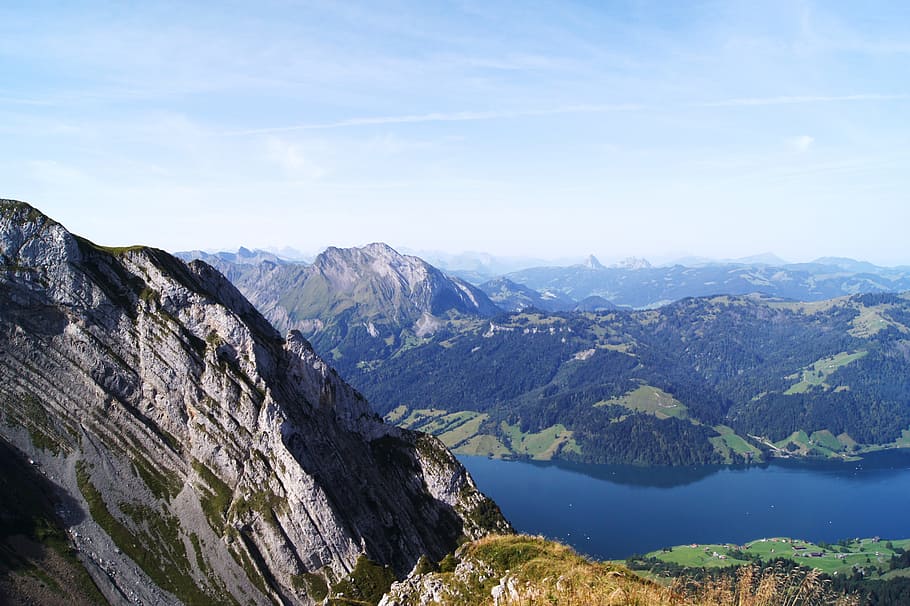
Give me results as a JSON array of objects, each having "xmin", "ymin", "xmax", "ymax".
[
  {"xmin": 698, "ymin": 93, "xmax": 910, "ymax": 108},
  {"xmin": 265, "ymin": 137, "xmax": 327, "ymax": 179},
  {"xmin": 787, "ymin": 135, "xmax": 814, "ymax": 152},
  {"xmin": 226, "ymin": 92, "xmax": 909, "ymax": 136},
  {"xmin": 225, "ymin": 104, "xmax": 643, "ymax": 135}
]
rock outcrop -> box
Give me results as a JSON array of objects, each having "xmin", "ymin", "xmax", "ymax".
[{"xmin": 0, "ymin": 200, "xmax": 509, "ymax": 605}]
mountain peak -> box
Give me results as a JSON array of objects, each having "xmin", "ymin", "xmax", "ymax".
[
  {"xmin": 583, "ymin": 254, "xmax": 605, "ymax": 270},
  {"xmin": 614, "ymin": 256, "xmax": 651, "ymax": 270}
]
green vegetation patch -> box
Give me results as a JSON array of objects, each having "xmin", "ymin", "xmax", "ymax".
[
  {"xmin": 330, "ymin": 555, "xmax": 395, "ymax": 605},
  {"xmin": 595, "ymin": 385, "xmax": 688, "ymax": 420},
  {"xmin": 849, "ymin": 305, "xmax": 904, "ymax": 337},
  {"xmin": 438, "ymin": 413, "xmax": 487, "ymax": 447},
  {"xmin": 3, "ymin": 393, "xmax": 68, "ymax": 455},
  {"xmin": 384, "ymin": 405, "xmax": 408, "ymax": 424},
  {"xmin": 784, "ymin": 350, "xmax": 868, "ymax": 394},
  {"xmin": 396, "ymin": 407, "xmax": 449, "ymax": 429},
  {"xmin": 644, "ymin": 536, "xmax": 910, "ymax": 578},
  {"xmin": 715, "ymin": 425, "xmax": 762, "ymax": 455},
  {"xmin": 644, "ymin": 543, "xmax": 751, "ymax": 569},
  {"xmin": 499, "ymin": 422, "xmax": 578, "ymax": 460},
  {"xmin": 451, "ymin": 434, "xmax": 511, "ymax": 458},
  {"xmin": 387, "ymin": 406, "xmax": 513, "ymax": 456},
  {"xmin": 896, "ymin": 430, "xmax": 910, "ymax": 447},
  {"xmin": 192, "ymin": 460, "xmax": 233, "ymax": 532},
  {"xmin": 76, "ymin": 461, "xmax": 221, "ymax": 605},
  {"xmin": 230, "ymin": 490, "xmax": 285, "ymax": 529},
  {"xmin": 294, "ymin": 571, "xmax": 329, "ymax": 601},
  {"xmin": 810, "ymin": 429, "xmax": 843, "ymax": 451},
  {"xmin": 775, "ymin": 430, "xmax": 811, "ymax": 452},
  {"xmin": 132, "ymin": 454, "xmax": 182, "ymax": 502},
  {"xmin": 711, "ymin": 425, "xmax": 763, "ymax": 463}
]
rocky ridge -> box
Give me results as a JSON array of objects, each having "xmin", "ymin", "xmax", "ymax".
[
  {"xmin": 192, "ymin": 242, "xmax": 500, "ymax": 337},
  {"xmin": 181, "ymin": 242, "xmax": 502, "ymax": 378},
  {"xmin": 0, "ymin": 200, "xmax": 508, "ymax": 605}
]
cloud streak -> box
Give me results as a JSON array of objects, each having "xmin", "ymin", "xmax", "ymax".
[
  {"xmin": 226, "ymin": 92, "xmax": 908, "ymax": 136},
  {"xmin": 697, "ymin": 93, "xmax": 910, "ymax": 108},
  {"xmin": 787, "ymin": 135, "xmax": 814, "ymax": 153},
  {"xmin": 225, "ymin": 104, "xmax": 644, "ymax": 135}
]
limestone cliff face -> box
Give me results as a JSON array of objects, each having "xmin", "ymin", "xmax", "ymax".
[{"xmin": 0, "ymin": 200, "xmax": 509, "ymax": 605}]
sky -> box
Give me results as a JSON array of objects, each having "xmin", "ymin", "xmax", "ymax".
[{"xmin": 2, "ymin": 0, "xmax": 909, "ymax": 266}]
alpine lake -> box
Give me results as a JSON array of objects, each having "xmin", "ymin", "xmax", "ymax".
[{"xmin": 458, "ymin": 449, "xmax": 910, "ymax": 560}]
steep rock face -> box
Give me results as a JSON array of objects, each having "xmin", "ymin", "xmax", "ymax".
[{"xmin": 0, "ymin": 201, "xmax": 509, "ymax": 605}]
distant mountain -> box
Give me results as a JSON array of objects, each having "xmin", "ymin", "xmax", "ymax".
[
  {"xmin": 810, "ymin": 256, "xmax": 892, "ymax": 275},
  {"xmin": 583, "ymin": 254, "xmax": 606, "ymax": 270},
  {"xmin": 612, "ymin": 256, "xmax": 651, "ymax": 270},
  {"xmin": 733, "ymin": 252, "xmax": 789, "ymax": 266},
  {"xmin": 182, "ymin": 242, "xmax": 502, "ymax": 376},
  {"xmin": 479, "ymin": 277, "xmax": 577, "ymax": 313},
  {"xmin": 505, "ymin": 260, "xmax": 910, "ymax": 308},
  {"xmin": 0, "ymin": 201, "xmax": 507, "ymax": 604},
  {"xmin": 411, "ymin": 249, "xmax": 579, "ymax": 283},
  {"xmin": 668, "ymin": 253, "xmax": 789, "ymax": 267},
  {"xmin": 573, "ymin": 295, "xmax": 616, "ymax": 312},
  {"xmin": 176, "ymin": 246, "xmax": 298, "ymax": 267}
]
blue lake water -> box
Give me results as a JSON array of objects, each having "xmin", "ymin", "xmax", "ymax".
[{"xmin": 458, "ymin": 450, "xmax": 910, "ymax": 560}]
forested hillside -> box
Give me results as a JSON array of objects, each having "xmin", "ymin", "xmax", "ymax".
[{"xmin": 346, "ymin": 293, "xmax": 910, "ymax": 466}]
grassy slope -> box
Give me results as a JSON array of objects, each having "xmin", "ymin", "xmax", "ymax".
[
  {"xmin": 784, "ymin": 351, "xmax": 868, "ymax": 395},
  {"xmin": 596, "ymin": 384, "xmax": 689, "ymax": 420},
  {"xmin": 390, "ymin": 406, "xmax": 581, "ymax": 460}
]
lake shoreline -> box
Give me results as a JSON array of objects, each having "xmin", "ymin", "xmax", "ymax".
[{"xmin": 459, "ymin": 449, "xmax": 910, "ymax": 560}]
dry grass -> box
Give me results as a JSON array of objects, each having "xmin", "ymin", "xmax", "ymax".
[
  {"xmin": 404, "ymin": 535, "xmax": 860, "ymax": 606},
  {"xmin": 677, "ymin": 563, "xmax": 860, "ymax": 606}
]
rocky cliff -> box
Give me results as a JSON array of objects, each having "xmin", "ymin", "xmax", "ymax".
[{"xmin": 0, "ymin": 200, "xmax": 509, "ymax": 605}]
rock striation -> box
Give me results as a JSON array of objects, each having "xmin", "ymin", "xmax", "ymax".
[{"xmin": 0, "ymin": 200, "xmax": 509, "ymax": 605}]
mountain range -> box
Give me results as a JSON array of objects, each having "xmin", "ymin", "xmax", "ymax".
[
  {"xmin": 502, "ymin": 257, "xmax": 910, "ymax": 309},
  {"xmin": 183, "ymin": 243, "xmax": 910, "ymax": 467},
  {"xmin": 4, "ymin": 201, "xmax": 909, "ymax": 604},
  {"xmin": 179, "ymin": 243, "xmax": 501, "ymax": 379},
  {"xmin": 0, "ymin": 201, "xmax": 507, "ymax": 604}
]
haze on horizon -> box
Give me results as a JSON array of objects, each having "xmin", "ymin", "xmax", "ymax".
[{"xmin": 1, "ymin": 1, "xmax": 908, "ymax": 266}]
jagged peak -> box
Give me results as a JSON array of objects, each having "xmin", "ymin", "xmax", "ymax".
[
  {"xmin": 614, "ymin": 256, "xmax": 652, "ymax": 270},
  {"xmin": 583, "ymin": 254, "xmax": 605, "ymax": 270},
  {"xmin": 318, "ymin": 242, "xmax": 419, "ymax": 267}
]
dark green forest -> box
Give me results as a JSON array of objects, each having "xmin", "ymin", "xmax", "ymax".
[{"xmin": 337, "ymin": 293, "xmax": 910, "ymax": 466}]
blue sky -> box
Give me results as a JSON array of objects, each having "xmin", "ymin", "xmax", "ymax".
[{"xmin": 2, "ymin": 1, "xmax": 908, "ymax": 265}]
